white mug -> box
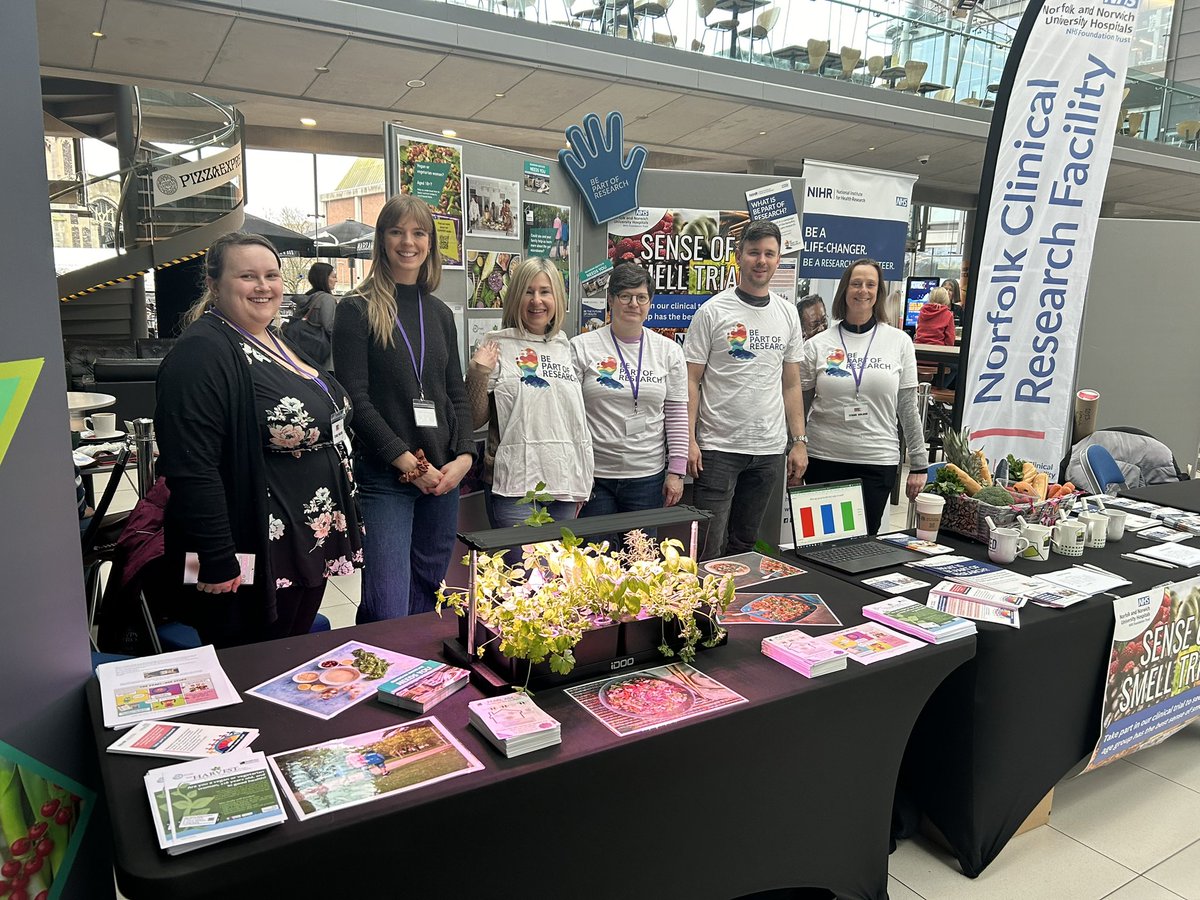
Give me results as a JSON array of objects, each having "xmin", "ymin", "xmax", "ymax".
[
  {"xmin": 1078, "ymin": 511, "xmax": 1110, "ymax": 549},
  {"xmin": 1020, "ymin": 523, "xmax": 1053, "ymax": 561},
  {"xmin": 1105, "ymin": 509, "xmax": 1128, "ymax": 541},
  {"xmin": 989, "ymin": 527, "xmax": 1030, "ymax": 564},
  {"xmin": 1052, "ymin": 520, "xmax": 1087, "ymax": 557},
  {"xmin": 85, "ymin": 413, "xmax": 118, "ymax": 437}
]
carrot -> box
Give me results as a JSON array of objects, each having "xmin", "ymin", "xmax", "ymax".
[
  {"xmin": 1046, "ymin": 484, "xmax": 1064, "ymax": 500},
  {"xmin": 1061, "ymin": 481, "xmax": 1076, "ymax": 495},
  {"xmin": 945, "ymin": 463, "xmax": 982, "ymax": 496},
  {"xmin": 1013, "ymin": 480, "xmax": 1039, "ymax": 498}
]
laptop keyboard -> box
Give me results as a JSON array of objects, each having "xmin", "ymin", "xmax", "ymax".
[{"xmin": 802, "ymin": 541, "xmax": 891, "ymax": 563}]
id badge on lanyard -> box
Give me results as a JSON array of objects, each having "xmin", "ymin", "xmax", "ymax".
[
  {"xmin": 413, "ymin": 399, "xmax": 438, "ymax": 428},
  {"xmin": 331, "ymin": 407, "xmax": 354, "ymax": 459}
]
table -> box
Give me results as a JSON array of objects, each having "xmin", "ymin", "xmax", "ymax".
[
  {"xmin": 878, "ymin": 65, "xmax": 906, "ymax": 88},
  {"xmin": 1120, "ymin": 480, "xmax": 1200, "ymax": 512},
  {"xmin": 715, "ymin": 0, "xmax": 766, "ymax": 60},
  {"xmin": 67, "ymin": 390, "xmax": 115, "ymax": 430},
  {"xmin": 600, "ymin": 0, "xmax": 637, "ymax": 37},
  {"xmin": 801, "ymin": 517, "xmax": 1200, "ymax": 877},
  {"xmin": 916, "ymin": 81, "xmax": 950, "ymax": 97},
  {"xmin": 914, "ymin": 343, "xmax": 959, "ymax": 386},
  {"xmin": 89, "ymin": 569, "xmax": 973, "ymax": 900},
  {"xmin": 771, "ymin": 45, "xmax": 865, "ymax": 75}
]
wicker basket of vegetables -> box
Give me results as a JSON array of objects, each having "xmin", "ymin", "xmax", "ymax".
[{"xmin": 927, "ymin": 430, "xmax": 1083, "ymax": 543}]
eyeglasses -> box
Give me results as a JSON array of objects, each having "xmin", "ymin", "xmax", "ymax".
[{"xmin": 615, "ymin": 293, "xmax": 651, "ymax": 306}]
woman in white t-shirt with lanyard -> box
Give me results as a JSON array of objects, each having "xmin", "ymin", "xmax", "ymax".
[
  {"xmin": 571, "ymin": 262, "xmax": 688, "ymax": 523},
  {"xmin": 800, "ymin": 258, "xmax": 929, "ymax": 533},
  {"xmin": 467, "ymin": 258, "xmax": 593, "ymax": 526}
]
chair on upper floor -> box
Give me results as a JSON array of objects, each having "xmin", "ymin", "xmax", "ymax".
[
  {"xmin": 652, "ymin": 31, "xmax": 677, "ymax": 46},
  {"xmin": 866, "ymin": 55, "xmax": 885, "ymax": 85},
  {"xmin": 931, "ymin": 87, "xmax": 955, "ymax": 102},
  {"xmin": 805, "ymin": 38, "xmax": 830, "ymax": 74},
  {"xmin": 836, "ymin": 46, "xmax": 862, "ymax": 79},
  {"xmin": 738, "ymin": 6, "xmax": 780, "ymax": 60},
  {"xmin": 635, "ymin": 0, "xmax": 674, "ymax": 40},
  {"xmin": 499, "ymin": 0, "xmax": 541, "ymax": 21},
  {"xmin": 698, "ymin": 0, "xmax": 736, "ymax": 56},
  {"xmin": 1126, "ymin": 110, "xmax": 1144, "ymax": 138},
  {"xmin": 1176, "ymin": 119, "xmax": 1200, "ymax": 149},
  {"xmin": 567, "ymin": 0, "xmax": 608, "ymax": 29},
  {"xmin": 903, "ymin": 59, "xmax": 928, "ymax": 92}
]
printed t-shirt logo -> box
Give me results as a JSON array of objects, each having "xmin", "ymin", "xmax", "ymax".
[
  {"xmin": 824, "ymin": 348, "xmax": 851, "ymax": 376},
  {"xmin": 726, "ymin": 323, "xmax": 755, "ymax": 360},
  {"xmin": 516, "ymin": 348, "xmax": 549, "ymax": 388},
  {"xmin": 595, "ymin": 356, "xmax": 624, "ymax": 390}
]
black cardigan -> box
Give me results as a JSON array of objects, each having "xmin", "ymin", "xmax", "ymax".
[
  {"xmin": 332, "ymin": 285, "xmax": 475, "ymax": 468},
  {"xmin": 155, "ymin": 314, "xmax": 278, "ymax": 621}
]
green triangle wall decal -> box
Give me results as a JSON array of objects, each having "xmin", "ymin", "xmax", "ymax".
[{"xmin": 0, "ymin": 358, "xmax": 45, "ymax": 467}]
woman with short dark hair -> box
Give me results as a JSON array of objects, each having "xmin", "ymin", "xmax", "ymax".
[
  {"xmin": 288, "ymin": 261, "xmax": 338, "ymax": 369},
  {"xmin": 571, "ymin": 262, "xmax": 688, "ymax": 523}
]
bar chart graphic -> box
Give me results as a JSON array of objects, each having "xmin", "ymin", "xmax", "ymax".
[{"xmin": 787, "ymin": 481, "xmax": 869, "ymax": 546}]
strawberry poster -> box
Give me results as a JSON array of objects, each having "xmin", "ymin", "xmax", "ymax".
[{"xmin": 1085, "ymin": 577, "xmax": 1200, "ymax": 772}]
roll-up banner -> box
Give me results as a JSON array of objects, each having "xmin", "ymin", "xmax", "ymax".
[
  {"xmin": 798, "ymin": 160, "xmax": 916, "ymax": 280},
  {"xmin": 958, "ymin": 0, "xmax": 1138, "ymax": 472}
]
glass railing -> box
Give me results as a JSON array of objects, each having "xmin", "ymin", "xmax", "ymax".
[{"xmin": 428, "ymin": 0, "xmax": 1196, "ymax": 150}]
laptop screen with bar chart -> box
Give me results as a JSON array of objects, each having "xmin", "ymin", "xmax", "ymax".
[{"xmin": 788, "ymin": 480, "xmax": 869, "ymax": 547}]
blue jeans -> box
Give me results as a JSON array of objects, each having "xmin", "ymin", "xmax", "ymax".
[
  {"xmin": 581, "ymin": 471, "xmax": 666, "ymax": 548},
  {"xmin": 355, "ymin": 454, "xmax": 460, "ymax": 623},
  {"xmin": 692, "ymin": 450, "xmax": 783, "ymax": 560}
]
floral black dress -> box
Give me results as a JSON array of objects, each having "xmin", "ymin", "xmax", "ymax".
[{"xmin": 241, "ymin": 340, "xmax": 364, "ymax": 590}]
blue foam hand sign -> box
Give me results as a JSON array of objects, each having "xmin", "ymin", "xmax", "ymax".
[{"xmin": 559, "ymin": 111, "xmax": 648, "ymax": 224}]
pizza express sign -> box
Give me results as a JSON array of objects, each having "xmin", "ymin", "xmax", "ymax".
[{"xmin": 152, "ymin": 144, "xmax": 243, "ymax": 207}]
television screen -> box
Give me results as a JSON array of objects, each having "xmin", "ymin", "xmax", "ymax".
[{"xmin": 904, "ymin": 277, "xmax": 942, "ymax": 329}]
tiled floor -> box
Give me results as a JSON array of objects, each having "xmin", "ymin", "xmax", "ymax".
[{"xmin": 107, "ymin": 484, "xmax": 1200, "ymax": 899}]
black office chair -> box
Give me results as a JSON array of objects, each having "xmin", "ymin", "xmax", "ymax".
[{"xmin": 82, "ymin": 445, "xmax": 133, "ymax": 647}]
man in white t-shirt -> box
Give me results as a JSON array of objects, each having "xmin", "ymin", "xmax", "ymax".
[{"xmin": 682, "ymin": 220, "xmax": 808, "ymax": 559}]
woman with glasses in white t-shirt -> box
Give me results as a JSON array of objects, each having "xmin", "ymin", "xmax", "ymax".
[
  {"xmin": 800, "ymin": 258, "xmax": 929, "ymax": 534},
  {"xmin": 571, "ymin": 263, "xmax": 689, "ymax": 526}
]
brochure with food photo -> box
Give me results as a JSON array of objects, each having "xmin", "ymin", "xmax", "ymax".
[
  {"xmin": 97, "ymin": 645, "xmax": 241, "ymax": 729},
  {"xmin": 701, "ymin": 552, "xmax": 805, "ymax": 589},
  {"xmin": 246, "ymin": 641, "xmax": 424, "ymax": 721},
  {"xmin": 268, "ymin": 719, "xmax": 483, "ymax": 821},
  {"xmin": 108, "ymin": 721, "xmax": 258, "ymax": 760},
  {"xmin": 565, "ymin": 663, "xmax": 747, "ymax": 737},
  {"xmin": 825, "ymin": 623, "xmax": 925, "ymax": 664},
  {"xmin": 718, "ymin": 592, "xmax": 842, "ymax": 626}
]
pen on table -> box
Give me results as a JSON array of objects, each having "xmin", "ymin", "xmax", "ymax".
[
  {"xmin": 1074, "ymin": 563, "xmax": 1111, "ymax": 574},
  {"xmin": 1120, "ymin": 553, "xmax": 1177, "ymax": 569}
]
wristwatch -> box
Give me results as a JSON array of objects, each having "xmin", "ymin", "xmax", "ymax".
[{"xmin": 789, "ymin": 434, "xmax": 809, "ymax": 446}]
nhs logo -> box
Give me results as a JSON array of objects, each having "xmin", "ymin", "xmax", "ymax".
[
  {"xmin": 895, "ymin": 196, "xmax": 909, "ymax": 207},
  {"xmin": 1101, "ymin": 0, "xmax": 1138, "ymax": 7},
  {"xmin": 807, "ymin": 186, "xmax": 833, "ymax": 199}
]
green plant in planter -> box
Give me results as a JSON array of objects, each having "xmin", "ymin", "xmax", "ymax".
[{"xmin": 436, "ymin": 529, "xmax": 735, "ymax": 687}]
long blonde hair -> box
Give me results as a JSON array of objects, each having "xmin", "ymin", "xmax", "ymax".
[
  {"xmin": 184, "ymin": 232, "xmax": 282, "ymax": 326},
  {"xmin": 501, "ymin": 258, "xmax": 567, "ymax": 338},
  {"xmin": 354, "ymin": 195, "xmax": 443, "ymax": 347}
]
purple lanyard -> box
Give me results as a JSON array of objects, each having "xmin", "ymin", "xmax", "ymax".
[
  {"xmin": 394, "ymin": 292, "xmax": 426, "ymax": 400},
  {"xmin": 210, "ymin": 310, "xmax": 334, "ymax": 404},
  {"xmin": 838, "ymin": 323, "xmax": 877, "ymax": 399},
  {"xmin": 611, "ymin": 329, "xmax": 645, "ymax": 410}
]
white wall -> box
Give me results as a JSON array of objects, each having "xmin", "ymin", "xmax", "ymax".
[{"xmin": 1078, "ymin": 218, "xmax": 1200, "ymax": 470}]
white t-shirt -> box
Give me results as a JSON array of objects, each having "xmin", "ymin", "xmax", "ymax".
[
  {"xmin": 800, "ymin": 321, "xmax": 917, "ymax": 466},
  {"xmin": 571, "ymin": 326, "xmax": 688, "ymax": 479},
  {"xmin": 488, "ymin": 327, "xmax": 594, "ymax": 502},
  {"xmin": 682, "ymin": 288, "xmax": 804, "ymax": 454}
]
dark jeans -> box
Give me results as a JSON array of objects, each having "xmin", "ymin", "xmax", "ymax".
[
  {"xmin": 580, "ymin": 470, "xmax": 666, "ymax": 549},
  {"xmin": 804, "ymin": 457, "xmax": 898, "ymax": 535},
  {"xmin": 692, "ymin": 450, "xmax": 783, "ymax": 560},
  {"xmin": 190, "ymin": 584, "xmax": 327, "ymax": 649},
  {"xmin": 490, "ymin": 495, "xmax": 579, "ymax": 527},
  {"xmin": 355, "ymin": 453, "xmax": 460, "ymax": 623}
]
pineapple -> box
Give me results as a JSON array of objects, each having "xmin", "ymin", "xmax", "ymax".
[{"xmin": 944, "ymin": 427, "xmax": 985, "ymax": 485}]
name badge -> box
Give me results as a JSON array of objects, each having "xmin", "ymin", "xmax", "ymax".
[
  {"xmin": 331, "ymin": 407, "xmax": 353, "ymax": 458},
  {"xmin": 413, "ymin": 399, "xmax": 438, "ymax": 428},
  {"xmin": 845, "ymin": 404, "xmax": 870, "ymax": 422},
  {"xmin": 625, "ymin": 414, "xmax": 648, "ymax": 436}
]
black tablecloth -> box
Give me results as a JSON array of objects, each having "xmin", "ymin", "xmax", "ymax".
[
  {"xmin": 1120, "ymin": 480, "xmax": 1200, "ymax": 512},
  {"xmin": 88, "ymin": 565, "xmax": 973, "ymax": 900},
  {"xmin": 800, "ymin": 522, "xmax": 1200, "ymax": 877}
]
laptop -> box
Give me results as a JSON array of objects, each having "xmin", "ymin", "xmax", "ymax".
[{"xmin": 789, "ymin": 479, "xmax": 925, "ymax": 574}]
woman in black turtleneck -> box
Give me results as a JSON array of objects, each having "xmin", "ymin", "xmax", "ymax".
[
  {"xmin": 799, "ymin": 258, "xmax": 929, "ymax": 533},
  {"xmin": 333, "ymin": 195, "xmax": 474, "ymax": 622}
]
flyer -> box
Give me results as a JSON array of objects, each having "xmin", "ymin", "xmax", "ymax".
[
  {"xmin": 465, "ymin": 174, "xmax": 519, "ymax": 240},
  {"xmin": 465, "ymin": 250, "xmax": 520, "ymax": 308},
  {"xmin": 701, "ymin": 552, "xmax": 805, "ymax": 590},
  {"xmin": 246, "ymin": 641, "xmax": 423, "ymax": 721},
  {"xmin": 745, "ymin": 180, "xmax": 803, "ymax": 254},
  {"xmin": 523, "ymin": 200, "xmax": 571, "ymax": 286},
  {"xmin": 108, "ymin": 721, "xmax": 258, "ymax": 760},
  {"xmin": 861, "ymin": 572, "xmax": 930, "ymax": 594},
  {"xmin": 718, "ymin": 592, "xmax": 842, "ymax": 626},
  {"xmin": 97, "ymin": 645, "xmax": 241, "ymax": 729},
  {"xmin": 825, "ymin": 623, "xmax": 924, "ymax": 664},
  {"xmin": 1084, "ymin": 578, "xmax": 1200, "ymax": 771},
  {"xmin": 268, "ymin": 718, "xmax": 483, "ymax": 821},
  {"xmin": 397, "ymin": 135, "xmax": 464, "ymax": 268},
  {"xmin": 566, "ymin": 663, "xmax": 746, "ymax": 737}
]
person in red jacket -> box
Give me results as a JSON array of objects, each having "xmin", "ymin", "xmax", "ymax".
[{"xmin": 914, "ymin": 286, "xmax": 956, "ymax": 346}]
